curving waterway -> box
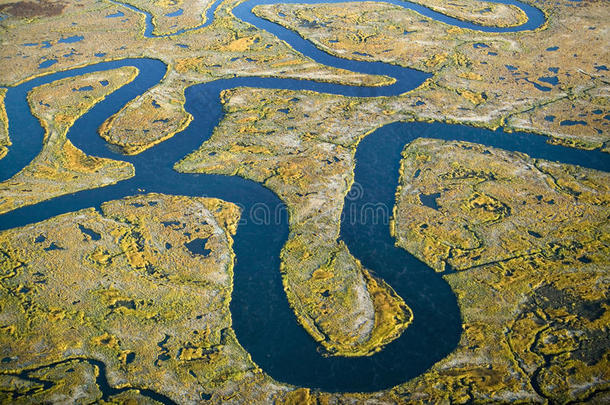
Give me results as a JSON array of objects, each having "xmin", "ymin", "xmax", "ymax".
[{"xmin": 1, "ymin": 0, "xmax": 608, "ymax": 400}]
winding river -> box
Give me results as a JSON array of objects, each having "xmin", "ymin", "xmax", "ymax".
[{"xmin": 1, "ymin": 0, "xmax": 609, "ymax": 400}]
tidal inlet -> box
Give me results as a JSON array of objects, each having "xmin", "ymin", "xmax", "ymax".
[{"xmin": 0, "ymin": 0, "xmax": 608, "ymax": 403}]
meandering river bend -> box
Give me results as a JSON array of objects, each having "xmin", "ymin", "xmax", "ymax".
[{"xmin": 1, "ymin": 0, "xmax": 608, "ymax": 399}]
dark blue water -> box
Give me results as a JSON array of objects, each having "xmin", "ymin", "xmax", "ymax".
[
  {"xmin": 106, "ymin": 0, "xmax": 225, "ymax": 38},
  {"xmin": 106, "ymin": 10, "xmax": 125, "ymax": 18},
  {"xmin": 107, "ymin": 0, "xmax": 544, "ymax": 38},
  {"xmin": 38, "ymin": 59, "xmax": 58, "ymax": 69},
  {"xmin": 1, "ymin": 0, "xmax": 608, "ymax": 398},
  {"xmin": 236, "ymin": 0, "xmax": 545, "ymax": 35},
  {"xmin": 58, "ymin": 35, "xmax": 84, "ymax": 44},
  {"xmin": 165, "ymin": 9, "xmax": 184, "ymax": 17}
]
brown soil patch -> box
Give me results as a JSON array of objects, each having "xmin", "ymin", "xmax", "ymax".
[{"xmin": 0, "ymin": 0, "xmax": 66, "ymax": 18}]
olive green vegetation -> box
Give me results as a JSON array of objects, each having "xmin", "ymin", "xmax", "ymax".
[
  {"xmin": 0, "ymin": 88, "xmax": 8, "ymax": 160},
  {"xmin": 390, "ymin": 139, "xmax": 609, "ymax": 403},
  {"xmin": 177, "ymin": 87, "xmax": 415, "ymax": 357},
  {"xmin": 394, "ymin": 139, "xmax": 609, "ymax": 274},
  {"xmin": 119, "ymin": 0, "xmax": 216, "ymax": 36},
  {"xmin": 176, "ymin": 88, "xmax": 608, "ymax": 403},
  {"xmin": 0, "ymin": 68, "xmax": 137, "ymax": 214},
  {"xmin": 0, "ymin": 0, "xmax": 608, "ymax": 402},
  {"xmin": 0, "ymin": 194, "xmax": 278, "ymax": 403},
  {"xmin": 254, "ymin": 0, "xmax": 609, "ymax": 151},
  {"xmin": 407, "ymin": 0, "xmax": 529, "ymax": 27},
  {"xmin": 0, "ymin": 0, "xmax": 391, "ymax": 155}
]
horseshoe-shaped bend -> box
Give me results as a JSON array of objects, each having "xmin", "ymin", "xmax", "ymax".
[{"xmin": 1, "ymin": 0, "xmax": 608, "ymax": 396}]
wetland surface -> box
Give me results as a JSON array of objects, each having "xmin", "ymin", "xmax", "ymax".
[{"xmin": 0, "ymin": 0, "xmax": 608, "ymax": 402}]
